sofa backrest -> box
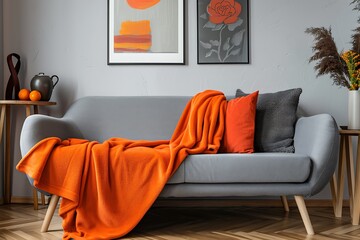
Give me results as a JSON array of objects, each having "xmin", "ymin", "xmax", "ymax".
[{"xmin": 63, "ymin": 96, "xmax": 191, "ymax": 142}]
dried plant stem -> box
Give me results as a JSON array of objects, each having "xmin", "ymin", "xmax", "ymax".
[{"xmin": 306, "ymin": 27, "xmax": 350, "ymax": 89}]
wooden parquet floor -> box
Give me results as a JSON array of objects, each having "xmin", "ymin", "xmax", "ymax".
[{"xmin": 0, "ymin": 204, "xmax": 359, "ymax": 239}]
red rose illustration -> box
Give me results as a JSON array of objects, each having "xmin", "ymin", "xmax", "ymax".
[{"xmin": 207, "ymin": 0, "xmax": 242, "ymax": 25}]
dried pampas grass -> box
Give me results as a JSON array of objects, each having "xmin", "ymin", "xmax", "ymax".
[
  {"xmin": 306, "ymin": 1, "xmax": 360, "ymax": 90},
  {"xmin": 305, "ymin": 27, "xmax": 350, "ymax": 89},
  {"xmin": 352, "ymin": 0, "xmax": 360, "ymax": 12}
]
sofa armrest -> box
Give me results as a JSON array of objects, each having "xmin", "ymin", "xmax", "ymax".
[
  {"xmin": 20, "ymin": 114, "xmax": 83, "ymax": 157},
  {"xmin": 294, "ymin": 114, "xmax": 339, "ymax": 196}
]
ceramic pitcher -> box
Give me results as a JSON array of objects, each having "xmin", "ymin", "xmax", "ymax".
[{"xmin": 30, "ymin": 73, "xmax": 59, "ymax": 101}]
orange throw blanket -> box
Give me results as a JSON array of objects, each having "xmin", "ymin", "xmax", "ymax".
[{"xmin": 16, "ymin": 90, "xmax": 226, "ymax": 239}]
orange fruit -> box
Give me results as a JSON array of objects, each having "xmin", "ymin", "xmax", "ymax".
[
  {"xmin": 29, "ymin": 90, "xmax": 42, "ymax": 101},
  {"xmin": 18, "ymin": 88, "xmax": 30, "ymax": 100}
]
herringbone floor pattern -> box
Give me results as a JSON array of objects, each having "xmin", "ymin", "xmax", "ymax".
[{"xmin": 0, "ymin": 203, "xmax": 359, "ymax": 239}]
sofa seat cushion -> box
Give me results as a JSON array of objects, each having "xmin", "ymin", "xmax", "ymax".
[
  {"xmin": 167, "ymin": 162, "xmax": 185, "ymax": 184},
  {"xmin": 184, "ymin": 153, "xmax": 311, "ymax": 183}
]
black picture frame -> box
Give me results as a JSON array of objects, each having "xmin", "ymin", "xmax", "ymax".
[
  {"xmin": 197, "ymin": 0, "xmax": 249, "ymax": 64},
  {"xmin": 107, "ymin": 0, "xmax": 185, "ymax": 65}
]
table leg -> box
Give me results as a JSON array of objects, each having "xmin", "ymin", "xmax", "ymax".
[
  {"xmin": 330, "ymin": 174, "xmax": 338, "ymax": 216},
  {"xmin": 4, "ymin": 106, "xmax": 11, "ymax": 204},
  {"xmin": 345, "ymin": 136, "xmax": 355, "ymax": 217},
  {"xmin": 32, "ymin": 188, "xmax": 39, "ymax": 210},
  {"xmin": 26, "ymin": 106, "xmax": 39, "ymax": 209},
  {"xmin": 0, "ymin": 106, "xmax": 6, "ymax": 203},
  {"xmin": 0, "ymin": 105, "xmax": 6, "ymax": 145},
  {"xmin": 25, "ymin": 106, "xmax": 31, "ymax": 117},
  {"xmin": 29, "ymin": 105, "xmax": 45, "ymax": 207},
  {"xmin": 331, "ymin": 134, "xmax": 347, "ymax": 216},
  {"xmin": 41, "ymin": 194, "xmax": 46, "ymax": 205},
  {"xmin": 335, "ymin": 136, "xmax": 346, "ymax": 218},
  {"xmin": 33, "ymin": 105, "xmax": 38, "ymax": 114},
  {"xmin": 352, "ymin": 137, "xmax": 360, "ymax": 225}
]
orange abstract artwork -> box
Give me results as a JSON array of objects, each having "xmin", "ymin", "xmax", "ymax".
[
  {"xmin": 108, "ymin": 0, "xmax": 183, "ymax": 64},
  {"xmin": 114, "ymin": 20, "xmax": 152, "ymax": 52},
  {"xmin": 127, "ymin": 0, "xmax": 160, "ymax": 9}
]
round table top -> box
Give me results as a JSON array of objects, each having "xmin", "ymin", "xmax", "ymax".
[{"xmin": 0, "ymin": 100, "xmax": 56, "ymax": 106}]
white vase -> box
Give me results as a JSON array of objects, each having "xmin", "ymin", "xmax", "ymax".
[{"xmin": 348, "ymin": 90, "xmax": 360, "ymax": 129}]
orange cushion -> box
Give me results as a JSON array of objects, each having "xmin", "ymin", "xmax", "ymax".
[{"xmin": 222, "ymin": 91, "xmax": 259, "ymax": 153}]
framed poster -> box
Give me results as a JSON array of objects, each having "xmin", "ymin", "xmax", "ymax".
[
  {"xmin": 108, "ymin": 0, "xmax": 185, "ymax": 65},
  {"xmin": 197, "ymin": 0, "xmax": 249, "ymax": 64}
]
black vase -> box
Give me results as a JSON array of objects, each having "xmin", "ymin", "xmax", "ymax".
[{"xmin": 30, "ymin": 73, "xmax": 59, "ymax": 101}]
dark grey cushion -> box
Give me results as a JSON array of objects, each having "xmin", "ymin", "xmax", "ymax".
[{"xmin": 236, "ymin": 88, "xmax": 302, "ymax": 153}]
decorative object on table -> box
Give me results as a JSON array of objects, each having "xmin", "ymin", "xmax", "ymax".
[
  {"xmin": 30, "ymin": 73, "xmax": 59, "ymax": 101},
  {"xmin": 306, "ymin": 0, "xmax": 360, "ymax": 129},
  {"xmin": 349, "ymin": 89, "xmax": 360, "ymax": 129},
  {"xmin": 197, "ymin": 0, "xmax": 249, "ymax": 64},
  {"xmin": 107, "ymin": 0, "xmax": 185, "ymax": 65},
  {"xmin": 18, "ymin": 89, "xmax": 31, "ymax": 100},
  {"xmin": 5, "ymin": 53, "xmax": 21, "ymax": 100},
  {"xmin": 18, "ymin": 88, "xmax": 43, "ymax": 102},
  {"xmin": 29, "ymin": 90, "xmax": 42, "ymax": 102}
]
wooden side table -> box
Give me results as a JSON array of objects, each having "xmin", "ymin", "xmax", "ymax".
[
  {"xmin": 331, "ymin": 126, "xmax": 360, "ymax": 225},
  {"xmin": 0, "ymin": 100, "xmax": 56, "ymax": 209}
]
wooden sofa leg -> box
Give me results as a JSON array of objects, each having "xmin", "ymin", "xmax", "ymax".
[
  {"xmin": 33, "ymin": 188, "xmax": 39, "ymax": 210},
  {"xmin": 41, "ymin": 193, "xmax": 46, "ymax": 205},
  {"xmin": 280, "ymin": 195, "xmax": 290, "ymax": 212},
  {"xmin": 41, "ymin": 195, "xmax": 60, "ymax": 233},
  {"xmin": 294, "ymin": 195, "xmax": 314, "ymax": 235}
]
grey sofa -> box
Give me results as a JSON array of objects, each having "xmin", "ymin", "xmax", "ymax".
[{"xmin": 20, "ymin": 96, "xmax": 339, "ymax": 235}]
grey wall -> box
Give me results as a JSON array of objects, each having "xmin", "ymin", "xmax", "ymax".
[{"xmin": 2, "ymin": 0, "xmax": 358, "ymax": 199}]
